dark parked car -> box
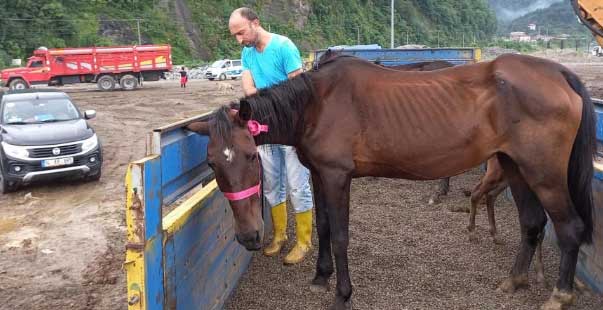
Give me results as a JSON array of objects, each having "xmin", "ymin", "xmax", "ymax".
[{"xmin": 0, "ymin": 89, "xmax": 102, "ymax": 193}]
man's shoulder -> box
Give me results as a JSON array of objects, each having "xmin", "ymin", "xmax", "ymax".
[{"xmin": 271, "ymin": 33, "xmax": 296, "ymax": 49}]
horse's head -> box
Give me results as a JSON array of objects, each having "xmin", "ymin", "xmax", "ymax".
[{"xmin": 187, "ymin": 100, "xmax": 265, "ymax": 251}]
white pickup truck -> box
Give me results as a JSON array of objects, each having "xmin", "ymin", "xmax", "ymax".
[{"xmin": 204, "ymin": 59, "xmax": 242, "ymax": 80}]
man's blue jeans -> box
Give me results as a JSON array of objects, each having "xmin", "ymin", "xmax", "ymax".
[{"xmin": 258, "ymin": 144, "xmax": 314, "ymax": 213}]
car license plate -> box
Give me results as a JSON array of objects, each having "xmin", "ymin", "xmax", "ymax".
[{"xmin": 42, "ymin": 157, "xmax": 74, "ymax": 168}]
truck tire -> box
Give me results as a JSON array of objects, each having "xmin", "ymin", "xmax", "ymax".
[
  {"xmin": 9, "ymin": 78, "xmax": 28, "ymax": 90},
  {"xmin": 120, "ymin": 74, "xmax": 138, "ymax": 90},
  {"xmin": 97, "ymin": 75, "xmax": 116, "ymax": 91},
  {"xmin": 219, "ymin": 73, "xmax": 227, "ymax": 81}
]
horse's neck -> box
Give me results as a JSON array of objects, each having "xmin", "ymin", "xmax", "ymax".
[{"xmin": 254, "ymin": 106, "xmax": 303, "ymax": 147}]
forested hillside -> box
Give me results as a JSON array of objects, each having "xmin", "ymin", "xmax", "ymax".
[{"xmin": 0, "ymin": 0, "xmax": 497, "ymax": 67}]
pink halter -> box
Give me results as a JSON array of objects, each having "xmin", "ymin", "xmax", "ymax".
[{"xmin": 221, "ymin": 109, "xmax": 268, "ymax": 201}]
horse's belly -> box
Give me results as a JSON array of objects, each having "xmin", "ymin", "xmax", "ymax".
[{"xmin": 353, "ymin": 160, "xmax": 438, "ymax": 180}]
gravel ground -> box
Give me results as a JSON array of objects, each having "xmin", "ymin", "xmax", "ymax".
[{"xmin": 225, "ymin": 169, "xmax": 603, "ymax": 309}]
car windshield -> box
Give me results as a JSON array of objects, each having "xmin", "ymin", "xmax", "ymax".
[
  {"xmin": 2, "ymin": 98, "xmax": 80, "ymax": 124},
  {"xmin": 210, "ymin": 60, "xmax": 225, "ymax": 68}
]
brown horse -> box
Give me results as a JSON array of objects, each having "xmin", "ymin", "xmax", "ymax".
[
  {"xmin": 385, "ymin": 60, "xmax": 457, "ymax": 205},
  {"xmin": 186, "ymin": 52, "xmax": 595, "ymax": 310}
]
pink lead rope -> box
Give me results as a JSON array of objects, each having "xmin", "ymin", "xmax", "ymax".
[{"xmin": 221, "ymin": 109, "xmax": 268, "ymax": 201}]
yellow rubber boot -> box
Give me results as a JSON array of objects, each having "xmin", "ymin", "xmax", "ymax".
[
  {"xmin": 263, "ymin": 202, "xmax": 288, "ymax": 257},
  {"xmin": 284, "ymin": 209, "xmax": 313, "ymax": 265}
]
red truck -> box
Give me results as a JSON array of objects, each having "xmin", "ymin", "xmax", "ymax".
[{"xmin": 0, "ymin": 44, "xmax": 172, "ymax": 91}]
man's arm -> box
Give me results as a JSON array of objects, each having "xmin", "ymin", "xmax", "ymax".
[
  {"xmin": 242, "ymin": 70, "xmax": 257, "ymax": 96},
  {"xmin": 287, "ymin": 68, "xmax": 302, "ymax": 79}
]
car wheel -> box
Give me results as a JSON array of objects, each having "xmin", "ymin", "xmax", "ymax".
[
  {"xmin": 9, "ymin": 78, "xmax": 28, "ymax": 90},
  {"xmin": 0, "ymin": 172, "xmax": 17, "ymax": 194},
  {"xmin": 219, "ymin": 73, "xmax": 226, "ymax": 81},
  {"xmin": 97, "ymin": 75, "xmax": 116, "ymax": 91},
  {"xmin": 120, "ymin": 74, "xmax": 138, "ymax": 91},
  {"xmin": 85, "ymin": 169, "xmax": 102, "ymax": 182}
]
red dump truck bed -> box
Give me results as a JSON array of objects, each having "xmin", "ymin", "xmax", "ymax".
[{"xmin": 1, "ymin": 44, "xmax": 172, "ymax": 91}]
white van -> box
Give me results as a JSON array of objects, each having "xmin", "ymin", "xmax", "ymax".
[{"xmin": 204, "ymin": 59, "xmax": 242, "ymax": 80}]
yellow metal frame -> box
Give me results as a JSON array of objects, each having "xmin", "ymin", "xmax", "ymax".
[
  {"xmin": 124, "ymin": 157, "xmax": 156, "ymax": 310},
  {"xmin": 162, "ymin": 180, "xmax": 219, "ymax": 234}
]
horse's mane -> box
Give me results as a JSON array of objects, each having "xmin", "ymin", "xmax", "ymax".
[{"xmin": 211, "ymin": 73, "xmax": 315, "ymax": 144}]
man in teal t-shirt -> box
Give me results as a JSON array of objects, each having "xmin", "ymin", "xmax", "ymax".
[{"xmin": 229, "ymin": 7, "xmax": 314, "ymax": 265}]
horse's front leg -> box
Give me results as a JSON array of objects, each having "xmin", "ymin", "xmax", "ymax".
[
  {"xmin": 310, "ymin": 173, "xmax": 334, "ymax": 292},
  {"xmin": 320, "ymin": 169, "xmax": 353, "ymax": 310}
]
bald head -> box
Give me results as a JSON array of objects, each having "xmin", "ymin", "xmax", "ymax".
[
  {"xmin": 230, "ymin": 7, "xmax": 259, "ymax": 22},
  {"xmin": 229, "ymin": 7, "xmax": 262, "ymax": 47}
]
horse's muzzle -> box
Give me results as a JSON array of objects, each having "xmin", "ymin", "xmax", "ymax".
[{"xmin": 236, "ymin": 231, "xmax": 262, "ymax": 251}]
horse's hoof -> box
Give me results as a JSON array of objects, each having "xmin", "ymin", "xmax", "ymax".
[
  {"xmin": 536, "ymin": 273, "xmax": 546, "ymax": 286},
  {"xmin": 448, "ymin": 206, "xmax": 469, "ymax": 213},
  {"xmin": 468, "ymin": 232, "xmax": 478, "ymax": 244},
  {"xmin": 329, "ymin": 298, "xmax": 352, "ymax": 310},
  {"xmin": 310, "ymin": 284, "xmax": 329, "ymax": 293},
  {"xmin": 541, "ymin": 288, "xmax": 575, "ymax": 310},
  {"xmin": 497, "ymin": 275, "xmax": 528, "ymax": 294},
  {"xmin": 310, "ymin": 276, "xmax": 330, "ymax": 292},
  {"xmin": 492, "ymin": 235, "xmax": 504, "ymax": 245}
]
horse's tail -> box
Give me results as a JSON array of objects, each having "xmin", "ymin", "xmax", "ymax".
[{"xmin": 562, "ymin": 69, "xmax": 596, "ymax": 244}]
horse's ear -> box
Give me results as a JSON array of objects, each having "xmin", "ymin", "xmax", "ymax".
[
  {"xmin": 185, "ymin": 121, "xmax": 210, "ymax": 135},
  {"xmin": 238, "ymin": 99, "xmax": 252, "ymax": 122}
]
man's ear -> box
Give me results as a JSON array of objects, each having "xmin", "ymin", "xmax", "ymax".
[
  {"xmin": 238, "ymin": 99, "xmax": 252, "ymax": 122},
  {"xmin": 185, "ymin": 121, "xmax": 210, "ymax": 135}
]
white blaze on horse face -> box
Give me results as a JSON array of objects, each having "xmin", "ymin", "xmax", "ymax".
[{"xmin": 223, "ymin": 148, "xmax": 235, "ymax": 163}]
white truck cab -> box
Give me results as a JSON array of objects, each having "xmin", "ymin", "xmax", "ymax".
[{"xmin": 205, "ymin": 59, "xmax": 242, "ymax": 81}]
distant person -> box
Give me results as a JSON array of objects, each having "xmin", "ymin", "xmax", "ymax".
[{"xmin": 180, "ymin": 66, "xmax": 188, "ymax": 88}]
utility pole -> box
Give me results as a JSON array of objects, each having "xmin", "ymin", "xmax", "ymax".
[
  {"xmin": 406, "ymin": 31, "xmax": 409, "ymax": 45},
  {"xmin": 357, "ymin": 26, "xmax": 360, "ymax": 45},
  {"xmin": 390, "ymin": 0, "xmax": 394, "ymax": 48},
  {"xmin": 462, "ymin": 33, "xmax": 465, "ymax": 47},
  {"xmin": 136, "ymin": 19, "xmax": 142, "ymax": 45},
  {"xmin": 437, "ymin": 31, "xmax": 440, "ymax": 48}
]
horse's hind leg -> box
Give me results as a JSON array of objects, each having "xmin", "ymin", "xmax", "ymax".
[
  {"xmin": 486, "ymin": 180, "xmax": 508, "ymax": 245},
  {"xmin": 429, "ymin": 177, "xmax": 450, "ymax": 205},
  {"xmin": 467, "ymin": 157, "xmax": 506, "ymax": 243},
  {"xmin": 467, "ymin": 180, "xmax": 485, "ymax": 242},
  {"xmin": 532, "ymin": 231, "xmax": 546, "ymax": 285},
  {"xmin": 496, "ymin": 154, "xmax": 547, "ymax": 293}
]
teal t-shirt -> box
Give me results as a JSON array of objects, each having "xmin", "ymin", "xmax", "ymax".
[{"xmin": 241, "ymin": 33, "xmax": 302, "ymax": 89}]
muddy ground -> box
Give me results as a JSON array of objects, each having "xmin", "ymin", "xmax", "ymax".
[
  {"xmin": 0, "ymin": 79, "xmax": 241, "ymax": 310},
  {"xmin": 1, "ymin": 55, "xmax": 602, "ymax": 310}
]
